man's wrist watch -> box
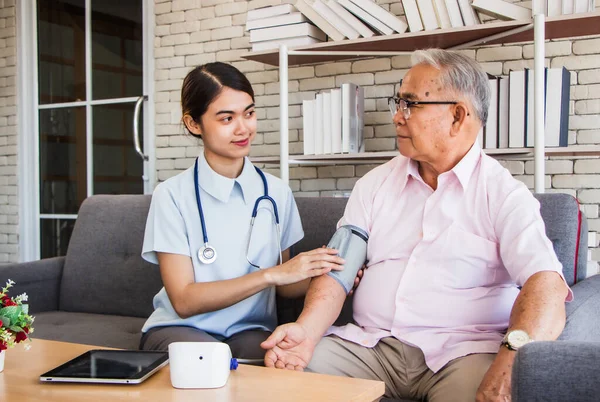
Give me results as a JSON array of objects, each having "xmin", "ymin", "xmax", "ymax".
[{"xmin": 501, "ymin": 329, "xmax": 534, "ymax": 351}]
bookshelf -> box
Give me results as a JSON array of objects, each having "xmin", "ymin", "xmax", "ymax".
[{"xmin": 241, "ymin": 11, "xmax": 600, "ymax": 187}]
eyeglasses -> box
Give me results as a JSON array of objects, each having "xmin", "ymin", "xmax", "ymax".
[{"xmin": 388, "ymin": 97, "xmax": 458, "ymax": 120}]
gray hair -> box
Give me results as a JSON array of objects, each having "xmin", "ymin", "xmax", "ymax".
[{"xmin": 411, "ymin": 49, "xmax": 490, "ymax": 125}]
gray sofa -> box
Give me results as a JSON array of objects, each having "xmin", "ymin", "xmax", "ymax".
[{"xmin": 2, "ymin": 193, "xmax": 599, "ymax": 401}]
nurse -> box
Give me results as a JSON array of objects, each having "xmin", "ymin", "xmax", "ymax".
[{"xmin": 139, "ymin": 62, "xmax": 345, "ymax": 360}]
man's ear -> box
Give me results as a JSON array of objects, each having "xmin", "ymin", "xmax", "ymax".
[
  {"xmin": 183, "ymin": 114, "xmax": 202, "ymax": 136},
  {"xmin": 450, "ymin": 103, "xmax": 469, "ymax": 137}
]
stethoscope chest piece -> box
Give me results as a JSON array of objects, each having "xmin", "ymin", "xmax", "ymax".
[{"xmin": 198, "ymin": 244, "xmax": 217, "ymax": 265}]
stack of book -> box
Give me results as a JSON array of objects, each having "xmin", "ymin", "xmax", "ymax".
[
  {"xmin": 246, "ymin": 4, "xmax": 326, "ymax": 51},
  {"xmin": 482, "ymin": 67, "xmax": 570, "ymax": 150},
  {"xmin": 302, "ymin": 83, "xmax": 365, "ymax": 155},
  {"xmin": 548, "ymin": 0, "xmax": 596, "ymax": 16}
]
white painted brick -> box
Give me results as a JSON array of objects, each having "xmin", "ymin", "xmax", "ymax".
[
  {"xmin": 552, "ymin": 55, "xmax": 600, "ymax": 70},
  {"xmin": 318, "ymin": 165, "xmax": 355, "ymax": 178},
  {"xmin": 570, "ymin": 115, "xmax": 600, "ymax": 130},
  {"xmin": 524, "ymin": 160, "xmax": 573, "ymax": 174},
  {"xmin": 154, "ymin": 46, "xmax": 175, "ymax": 58},
  {"xmin": 583, "ymin": 204, "xmax": 599, "ymax": 219},
  {"xmin": 289, "ymin": 167, "xmax": 317, "ymax": 179},
  {"xmin": 169, "ymin": 135, "xmax": 196, "ymax": 147},
  {"xmin": 579, "ymin": 69, "xmax": 600, "ymax": 84},
  {"xmin": 174, "ymin": 158, "xmax": 196, "ymax": 169},
  {"xmin": 155, "ymin": 2, "xmax": 172, "ymax": 14},
  {"xmin": 352, "ymin": 58, "xmax": 391, "ymax": 73},
  {"xmin": 500, "ymin": 160, "xmax": 525, "ymax": 175},
  {"xmin": 364, "ymin": 84, "xmax": 394, "ymax": 99},
  {"xmin": 573, "ymin": 38, "xmax": 600, "ymax": 55},
  {"xmin": 204, "ymin": 39, "xmax": 231, "ymax": 52},
  {"xmin": 299, "ymin": 76, "xmax": 335, "ymax": 91},
  {"xmin": 553, "ymin": 174, "xmax": 600, "ymax": 188},
  {"xmin": 375, "ymin": 69, "xmax": 408, "ymax": 85},
  {"xmin": 523, "ymin": 41, "xmax": 571, "ymax": 59},
  {"xmin": 156, "ymin": 79, "xmax": 183, "ymax": 92},
  {"xmin": 156, "ymin": 56, "xmax": 185, "ymax": 69},
  {"xmin": 391, "ymin": 55, "xmax": 412, "ymax": 69},
  {"xmin": 155, "ymin": 25, "xmax": 170, "ymax": 36},
  {"xmin": 216, "ymin": 49, "xmax": 244, "ymax": 62},
  {"xmin": 172, "ymin": 0, "xmax": 201, "ymax": 11},
  {"xmin": 364, "ymin": 112, "xmax": 392, "ymax": 125},
  {"xmin": 335, "ymin": 73, "xmax": 374, "ymax": 87},
  {"xmin": 190, "ymin": 30, "xmax": 212, "ymax": 43},
  {"xmin": 171, "ymin": 21, "xmax": 201, "ymax": 34},
  {"xmin": 575, "ymin": 99, "xmax": 600, "ymax": 114},
  {"xmin": 156, "ymin": 12, "xmax": 185, "ymax": 25},
  {"xmin": 503, "ymin": 59, "xmax": 549, "ymax": 75},
  {"xmin": 265, "ymin": 81, "xmax": 298, "ymax": 95},
  {"xmin": 169, "ymin": 67, "xmax": 192, "ymax": 80},
  {"xmin": 215, "ymin": 2, "xmax": 247, "ymax": 16},
  {"xmin": 477, "ymin": 46, "xmax": 522, "ymax": 62},
  {"xmin": 185, "ymin": 53, "xmax": 216, "ymax": 66},
  {"xmin": 158, "ymin": 170, "xmax": 181, "ymax": 181},
  {"xmin": 294, "ymin": 191, "xmax": 320, "ymax": 197},
  {"xmin": 211, "ymin": 26, "xmax": 243, "ymax": 40},
  {"xmin": 289, "ymin": 66, "xmax": 314, "ymax": 80},
  {"xmin": 232, "ymin": 14, "xmax": 246, "ymax": 25},
  {"xmin": 574, "ymin": 160, "xmax": 600, "ymax": 174},
  {"xmin": 248, "ymin": 0, "xmax": 281, "ymax": 10},
  {"xmin": 156, "ymin": 147, "xmax": 187, "ymax": 159},
  {"xmin": 156, "ymin": 159, "xmax": 175, "ymax": 170},
  {"xmin": 186, "ymin": 8, "xmax": 214, "ymax": 21},
  {"xmin": 301, "ymin": 178, "xmax": 336, "ymax": 191},
  {"xmin": 174, "ymin": 43, "xmax": 204, "ymax": 56},
  {"xmin": 479, "ymin": 62, "xmax": 503, "ymax": 76},
  {"xmin": 231, "ymin": 60, "xmax": 265, "ymax": 73},
  {"xmin": 337, "ymin": 177, "xmax": 359, "ymax": 190},
  {"xmin": 577, "ymin": 130, "xmax": 600, "ymax": 144},
  {"xmin": 246, "ymin": 70, "xmax": 278, "ymax": 84},
  {"xmin": 571, "ymin": 84, "xmax": 600, "ymax": 100},
  {"xmin": 161, "ymin": 33, "xmax": 191, "ymax": 47},
  {"xmin": 364, "ymin": 138, "xmax": 396, "ymax": 151},
  {"xmin": 231, "ymin": 37, "xmax": 249, "ymax": 49},
  {"xmin": 374, "ymin": 124, "xmax": 396, "ymax": 137},
  {"xmin": 315, "ymin": 62, "xmax": 351, "ymax": 77},
  {"xmin": 201, "ymin": 16, "xmax": 232, "ymax": 30}
]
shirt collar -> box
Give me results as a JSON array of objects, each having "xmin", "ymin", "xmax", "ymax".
[
  {"xmin": 197, "ymin": 152, "xmax": 262, "ymax": 205},
  {"xmin": 402, "ymin": 140, "xmax": 482, "ymax": 190},
  {"xmin": 450, "ymin": 140, "xmax": 482, "ymax": 190}
]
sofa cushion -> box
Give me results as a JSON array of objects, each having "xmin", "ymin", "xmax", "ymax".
[
  {"xmin": 534, "ymin": 193, "xmax": 587, "ymax": 286},
  {"xmin": 60, "ymin": 195, "xmax": 163, "ymax": 318},
  {"xmin": 32, "ymin": 311, "xmax": 146, "ymax": 349},
  {"xmin": 559, "ymin": 274, "xmax": 600, "ymax": 341}
]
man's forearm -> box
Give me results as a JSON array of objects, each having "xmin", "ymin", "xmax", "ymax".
[
  {"xmin": 296, "ymin": 274, "xmax": 346, "ymax": 343},
  {"xmin": 508, "ymin": 271, "xmax": 568, "ymax": 340}
]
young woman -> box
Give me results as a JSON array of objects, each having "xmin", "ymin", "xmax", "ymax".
[{"xmin": 139, "ymin": 62, "xmax": 345, "ymax": 360}]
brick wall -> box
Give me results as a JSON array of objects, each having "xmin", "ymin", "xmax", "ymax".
[
  {"xmin": 154, "ymin": 0, "xmax": 600, "ymax": 267},
  {"xmin": 0, "ymin": 0, "xmax": 17, "ymax": 263}
]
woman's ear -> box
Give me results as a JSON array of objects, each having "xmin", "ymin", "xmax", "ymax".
[
  {"xmin": 450, "ymin": 103, "xmax": 469, "ymax": 137},
  {"xmin": 182, "ymin": 114, "xmax": 202, "ymax": 136}
]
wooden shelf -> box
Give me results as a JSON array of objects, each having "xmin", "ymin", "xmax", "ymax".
[
  {"xmin": 241, "ymin": 11, "xmax": 600, "ymax": 66},
  {"xmin": 251, "ymin": 146, "xmax": 600, "ymax": 165}
]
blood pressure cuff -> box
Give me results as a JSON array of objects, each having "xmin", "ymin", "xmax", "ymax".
[{"xmin": 326, "ymin": 225, "xmax": 369, "ymax": 294}]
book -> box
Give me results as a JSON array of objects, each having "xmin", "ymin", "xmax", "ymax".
[
  {"xmin": 471, "ymin": 0, "xmax": 531, "ymax": 21},
  {"xmin": 457, "ymin": 0, "xmax": 481, "ymax": 25},
  {"xmin": 403, "ymin": 0, "xmax": 424, "ymax": 32},
  {"xmin": 337, "ymin": 0, "xmax": 394, "ymax": 34},
  {"xmin": 303, "ymin": 100, "xmax": 315, "ymax": 155},
  {"xmin": 417, "ymin": 0, "xmax": 441, "ymax": 30},
  {"xmin": 432, "ymin": 0, "xmax": 452, "ymax": 29},
  {"xmin": 249, "ymin": 22, "xmax": 327, "ymax": 42},
  {"xmin": 247, "ymin": 4, "xmax": 296, "ymax": 21},
  {"xmin": 323, "ymin": 91, "xmax": 332, "ymax": 154},
  {"xmin": 348, "ymin": 0, "xmax": 409, "ymax": 33},
  {"xmin": 508, "ymin": 69, "xmax": 526, "ymax": 148},
  {"xmin": 544, "ymin": 67, "xmax": 570, "ymax": 147},
  {"xmin": 326, "ymin": 0, "xmax": 375, "ymax": 38},
  {"xmin": 341, "ymin": 83, "xmax": 365, "ymax": 154},
  {"xmin": 251, "ymin": 36, "xmax": 323, "ymax": 51},
  {"xmin": 485, "ymin": 77, "xmax": 499, "ymax": 149},
  {"xmin": 497, "ymin": 77, "xmax": 509, "ymax": 149},
  {"xmin": 445, "ymin": 0, "xmax": 465, "ymax": 27},
  {"xmin": 562, "ymin": 0, "xmax": 575, "ymax": 14},
  {"xmin": 575, "ymin": 0, "xmax": 590, "ymax": 13},
  {"xmin": 546, "ymin": 0, "xmax": 562, "ymax": 17},
  {"xmin": 525, "ymin": 69, "xmax": 538, "ymax": 147},
  {"xmin": 315, "ymin": 93, "xmax": 324, "ymax": 154},
  {"xmin": 313, "ymin": 0, "xmax": 360, "ymax": 39},
  {"xmin": 295, "ymin": 0, "xmax": 345, "ymax": 41},
  {"xmin": 246, "ymin": 12, "xmax": 309, "ymax": 31},
  {"xmin": 331, "ymin": 88, "xmax": 343, "ymax": 154}
]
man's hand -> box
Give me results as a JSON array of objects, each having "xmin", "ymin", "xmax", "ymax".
[
  {"xmin": 261, "ymin": 322, "xmax": 317, "ymax": 371},
  {"xmin": 348, "ymin": 264, "xmax": 367, "ymax": 296},
  {"xmin": 476, "ymin": 349, "xmax": 515, "ymax": 402}
]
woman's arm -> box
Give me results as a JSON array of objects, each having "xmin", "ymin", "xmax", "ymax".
[
  {"xmin": 276, "ymin": 249, "xmax": 311, "ymax": 299},
  {"xmin": 159, "ymin": 248, "xmax": 344, "ymax": 318}
]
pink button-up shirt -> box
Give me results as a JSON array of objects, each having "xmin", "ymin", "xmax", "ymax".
[{"xmin": 327, "ymin": 142, "xmax": 572, "ymax": 372}]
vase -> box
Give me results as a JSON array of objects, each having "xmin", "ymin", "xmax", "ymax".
[{"xmin": 0, "ymin": 350, "xmax": 4, "ymax": 372}]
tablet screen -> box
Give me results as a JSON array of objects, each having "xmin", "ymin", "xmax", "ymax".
[{"xmin": 40, "ymin": 350, "xmax": 169, "ymax": 384}]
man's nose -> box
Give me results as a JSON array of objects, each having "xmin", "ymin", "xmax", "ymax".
[{"xmin": 393, "ymin": 109, "xmax": 406, "ymax": 126}]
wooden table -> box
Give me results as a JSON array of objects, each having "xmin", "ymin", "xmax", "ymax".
[{"xmin": 0, "ymin": 339, "xmax": 385, "ymax": 401}]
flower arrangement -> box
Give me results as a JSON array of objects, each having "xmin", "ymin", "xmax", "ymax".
[{"xmin": 0, "ymin": 279, "xmax": 34, "ymax": 351}]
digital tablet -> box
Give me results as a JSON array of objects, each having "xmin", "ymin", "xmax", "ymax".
[{"xmin": 40, "ymin": 349, "xmax": 169, "ymax": 384}]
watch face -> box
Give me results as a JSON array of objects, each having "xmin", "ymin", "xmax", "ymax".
[{"xmin": 507, "ymin": 330, "xmax": 530, "ymax": 348}]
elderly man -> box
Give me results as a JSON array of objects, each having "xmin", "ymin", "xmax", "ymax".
[{"xmin": 261, "ymin": 49, "xmax": 572, "ymax": 402}]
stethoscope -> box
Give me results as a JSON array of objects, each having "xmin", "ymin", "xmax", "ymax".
[{"xmin": 194, "ymin": 158, "xmax": 283, "ymax": 268}]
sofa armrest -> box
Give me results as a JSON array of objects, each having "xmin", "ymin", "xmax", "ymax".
[
  {"xmin": 559, "ymin": 274, "xmax": 600, "ymax": 341},
  {"xmin": 512, "ymin": 341, "xmax": 600, "ymax": 402},
  {"xmin": 0, "ymin": 257, "xmax": 65, "ymax": 313}
]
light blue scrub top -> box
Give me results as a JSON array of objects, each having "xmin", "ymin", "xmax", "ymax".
[{"xmin": 141, "ymin": 153, "xmax": 304, "ymax": 338}]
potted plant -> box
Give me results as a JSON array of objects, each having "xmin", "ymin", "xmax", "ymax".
[{"xmin": 0, "ymin": 279, "xmax": 35, "ymax": 372}]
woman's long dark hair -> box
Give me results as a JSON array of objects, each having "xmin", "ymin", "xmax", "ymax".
[{"xmin": 181, "ymin": 62, "xmax": 255, "ymax": 139}]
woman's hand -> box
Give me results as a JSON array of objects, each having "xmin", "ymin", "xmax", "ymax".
[{"xmin": 265, "ymin": 247, "xmax": 344, "ymax": 286}]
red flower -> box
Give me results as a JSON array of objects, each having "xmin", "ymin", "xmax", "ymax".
[
  {"xmin": 1, "ymin": 295, "xmax": 16, "ymax": 307},
  {"xmin": 0, "ymin": 342, "xmax": 6, "ymax": 351},
  {"xmin": 15, "ymin": 331, "xmax": 28, "ymax": 343},
  {"xmin": 24, "ymin": 327, "xmax": 29, "ymax": 334}
]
